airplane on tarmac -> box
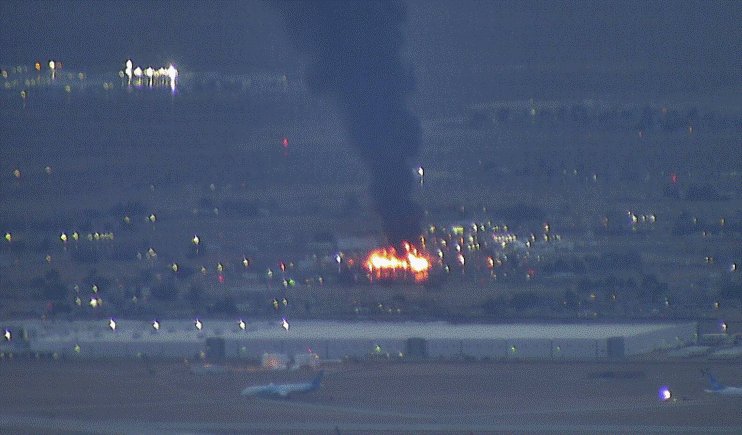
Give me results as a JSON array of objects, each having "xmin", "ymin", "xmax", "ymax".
[
  {"xmin": 241, "ymin": 370, "xmax": 323, "ymax": 398},
  {"xmin": 702, "ymin": 370, "xmax": 742, "ymax": 397}
]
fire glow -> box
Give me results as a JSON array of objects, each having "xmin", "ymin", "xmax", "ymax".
[{"xmin": 365, "ymin": 242, "xmax": 431, "ymax": 283}]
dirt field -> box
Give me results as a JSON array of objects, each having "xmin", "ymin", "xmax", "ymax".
[{"xmin": 1, "ymin": 358, "xmax": 740, "ymax": 433}]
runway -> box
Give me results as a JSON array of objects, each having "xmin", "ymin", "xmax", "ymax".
[
  {"xmin": 1, "ymin": 359, "xmax": 740, "ymax": 433},
  {"xmin": 2, "ymin": 414, "xmax": 741, "ymax": 434}
]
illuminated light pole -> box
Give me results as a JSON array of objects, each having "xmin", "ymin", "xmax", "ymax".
[
  {"xmin": 157, "ymin": 67, "xmax": 166, "ymax": 86},
  {"xmin": 133, "ymin": 67, "xmax": 143, "ymax": 86},
  {"xmin": 124, "ymin": 60, "xmax": 133, "ymax": 86},
  {"xmin": 192, "ymin": 235, "xmax": 200, "ymax": 255},
  {"xmin": 166, "ymin": 64, "xmax": 178, "ymax": 91},
  {"xmin": 145, "ymin": 67, "xmax": 154, "ymax": 87}
]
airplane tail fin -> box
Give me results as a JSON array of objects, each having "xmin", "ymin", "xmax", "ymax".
[
  {"xmin": 702, "ymin": 370, "xmax": 724, "ymax": 391},
  {"xmin": 311, "ymin": 370, "xmax": 324, "ymax": 390}
]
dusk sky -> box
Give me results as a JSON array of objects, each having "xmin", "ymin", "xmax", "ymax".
[{"xmin": 2, "ymin": 0, "xmax": 739, "ymax": 103}]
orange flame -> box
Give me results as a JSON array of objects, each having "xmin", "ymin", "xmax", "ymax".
[{"xmin": 364, "ymin": 241, "xmax": 431, "ymax": 283}]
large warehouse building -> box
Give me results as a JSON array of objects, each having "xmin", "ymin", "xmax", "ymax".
[{"xmin": 1, "ymin": 320, "xmax": 697, "ymax": 361}]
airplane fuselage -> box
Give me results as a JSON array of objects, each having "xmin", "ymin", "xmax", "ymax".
[
  {"xmin": 705, "ymin": 386, "xmax": 742, "ymax": 397},
  {"xmin": 241, "ymin": 371, "xmax": 323, "ymax": 398}
]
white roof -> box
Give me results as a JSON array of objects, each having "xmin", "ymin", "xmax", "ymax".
[{"xmin": 6, "ymin": 320, "xmax": 694, "ymax": 343}]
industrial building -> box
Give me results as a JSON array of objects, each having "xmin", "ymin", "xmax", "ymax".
[{"xmin": 1, "ymin": 320, "xmax": 699, "ymax": 361}]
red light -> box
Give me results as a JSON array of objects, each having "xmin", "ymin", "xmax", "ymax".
[
  {"xmin": 670, "ymin": 173, "xmax": 677, "ymax": 184},
  {"xmin": 281, "ymin": 137, "xmax": 289, "ymax": 148}
]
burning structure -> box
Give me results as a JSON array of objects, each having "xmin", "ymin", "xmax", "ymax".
[{"xmin": 364, "ymin": 242, "xmax": 432, "ymax": 283}]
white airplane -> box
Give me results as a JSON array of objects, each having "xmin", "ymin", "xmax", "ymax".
[
  {"xmin": 703, "ymin": 371, "xmax": 742, "ymax": 397},
  {"xmin": 241, "ymin": 370, "xmax": 323, "ymax": 398}
]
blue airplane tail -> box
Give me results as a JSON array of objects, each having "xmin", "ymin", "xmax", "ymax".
[
  {"xmin": 703, "ymin": 370, "xmax": 724, "ymax": 391},
  {"xmin": 311, "ymin": 370, "xmax": 324, "ymax": 390}
]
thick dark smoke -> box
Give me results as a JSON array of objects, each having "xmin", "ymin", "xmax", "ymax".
[{"xmin": 278, "ymin": 1, "xmax": 422, "ymax": 246}]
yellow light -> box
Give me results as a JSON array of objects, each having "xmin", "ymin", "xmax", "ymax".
[
  {"xmin": 133, "ymin": 66, "xmax": 143, "ymax": 77},
  {"xmin": 89, "ymin": 298, "xmax": 98, "ymax": 308},
  {"xmin": 71, "ymin": 232, "xmax": 79, "ymax": 241},
  {"xmin": 12, "ymin": 168, "xmax": 21, "ymax": 179},
  {"xmin": 4, "ymin": 233, "xmax": 11, "ymax": 242},
  {"xmin": 60, "ymin": 233, "xmax": 67, "ymax": 243},
  {"xmin": 34, "ymin": 62, "xmax": 41, "ymax": 71},
  {"xmin": 192, "ymin": 235, "xmax": 200, "ymax": 245}
]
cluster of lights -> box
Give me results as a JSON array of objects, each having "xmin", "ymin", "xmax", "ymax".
[
  {"xmin": 59, "ymin": 231, "xmax": 114, "ymax": 243},
  {"xmin": 121, "ymin": 59, "xmax": 178, "ymax": 91}
]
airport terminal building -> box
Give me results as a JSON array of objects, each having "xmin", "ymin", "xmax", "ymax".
[{"xmin": 1, "ymin": 319, "xmax": 698, "ymax": 361}]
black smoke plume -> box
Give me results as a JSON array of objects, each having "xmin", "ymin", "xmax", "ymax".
[{"xmin": 278, "ymin": 1, "xmax": 422, "ymax": 246}]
